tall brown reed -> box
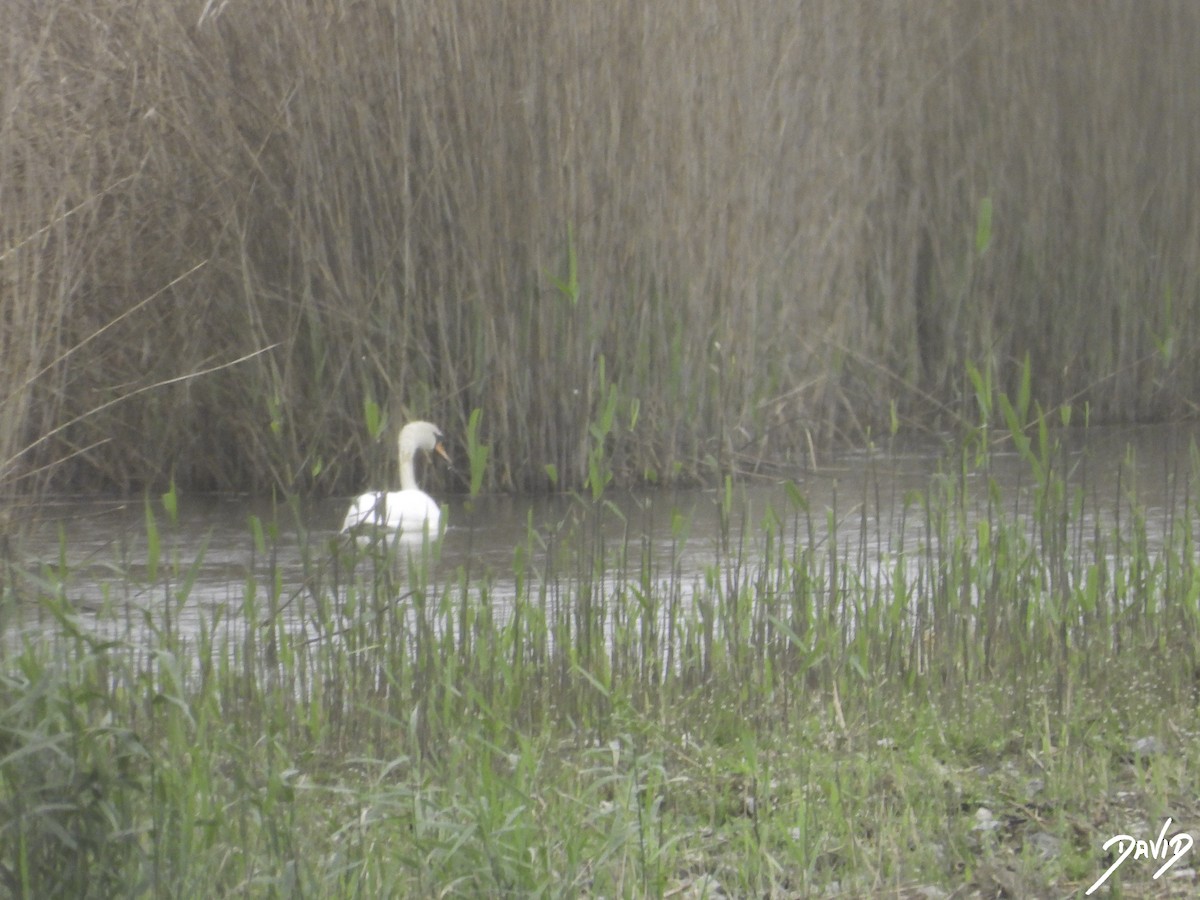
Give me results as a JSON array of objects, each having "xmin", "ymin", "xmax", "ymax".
[{"xmin": 2, "ymin": 1, "xmax": 1199, "ymax": 499}]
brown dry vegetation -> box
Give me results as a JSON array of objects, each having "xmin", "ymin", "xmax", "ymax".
[{"xmin": 2, "ymin": 0, "xmax": 1199, "ymax": 496}]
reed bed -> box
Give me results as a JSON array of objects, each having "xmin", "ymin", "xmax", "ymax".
[
  {"xmin": 2, "ymin": 2, "xmax": 1200, "ymax": 498},
  {"xmin": 3, "ymin": 408, "xmax": 1199, "ymax": 896}
]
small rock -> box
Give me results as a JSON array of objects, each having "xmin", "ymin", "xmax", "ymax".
[
  {"xmin": 973, "ymin": 807, "xmax": 1000, "ymax": 832},
  {"xmin": 912, "ymin": 886, "xmax": 949, "ymax": 899},
  {"xmin": 1130, "ymin": 735, "xmax": 1165, "ymax": 758},
  {"xmin": 1027, "ymin": 831, "xmax": 1061, "ymax": 859}
]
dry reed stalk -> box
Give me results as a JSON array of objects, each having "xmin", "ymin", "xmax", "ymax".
[{"xmin": 1, "ymin": 1, "xmax": 1198, "ymax": 499}]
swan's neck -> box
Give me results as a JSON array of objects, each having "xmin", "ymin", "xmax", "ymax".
[{"xmin": 398, "ymin": 451, "xmax": 419, "ymax": 492}]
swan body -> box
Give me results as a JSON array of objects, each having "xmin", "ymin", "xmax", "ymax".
[
  {"xmin": 341, "ymin": 420, "xmax": 449, "ymax": 540},
  {"xmin": 341, "ymin": 489, "xmax": 441, "ymax": 536}
]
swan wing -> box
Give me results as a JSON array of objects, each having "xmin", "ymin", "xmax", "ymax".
[
  {"xmin": 391, "ymin": 490, "xmax": 441, "ymax": 536},
  {"xmin": 341, "ymin": 492, "xmax": 387, "ymax": 532},
  {"xmin": 341, "ymin": 490, "xmax": 441, "ymax": 536}
]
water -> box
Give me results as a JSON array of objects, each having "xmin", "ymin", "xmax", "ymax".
[{"xmin": 4, "ymin": 424, "xmax": 1199, "ymax": 650}]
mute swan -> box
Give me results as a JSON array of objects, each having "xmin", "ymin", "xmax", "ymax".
[{"xmin": 341, "ymin": 420, "xmax": 450, "ymax": 539}]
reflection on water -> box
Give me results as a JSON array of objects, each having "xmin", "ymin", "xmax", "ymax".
[{"xmin": 4, "ymin": 424, "xmax": 1199, "ymax": 650}]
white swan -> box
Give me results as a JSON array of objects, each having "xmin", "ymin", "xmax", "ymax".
[{"xmin": 341, "ymin": 420, "xmax": 450, "ymax": 540}]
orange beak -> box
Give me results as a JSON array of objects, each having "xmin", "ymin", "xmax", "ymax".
[{"xmin": 433, "ymin": 441, "xmax": 451, "ymax": 465}]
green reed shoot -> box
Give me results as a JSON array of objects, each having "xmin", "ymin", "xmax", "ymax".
[{"xmin": 464, "ymin": 408, "xmax": 489, "ymax": 499}]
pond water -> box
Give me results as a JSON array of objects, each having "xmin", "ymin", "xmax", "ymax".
[{"xmin": 4, "ymin": 424, "xmax": 1199, "ymax": 650}]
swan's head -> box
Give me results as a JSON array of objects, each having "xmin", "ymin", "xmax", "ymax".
[{"xmin": 398, "ymin": 420, "xmax": 451, "ymax": 464}]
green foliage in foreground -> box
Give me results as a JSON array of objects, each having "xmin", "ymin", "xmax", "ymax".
[{"xmin": 3, "ymin": 419, "xmax": 1200, "ymax": 897}]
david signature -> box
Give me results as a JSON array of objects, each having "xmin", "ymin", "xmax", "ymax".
[{"xmin": 1085, "ymin": 818, "xmax": 1193, "ymax": 895}]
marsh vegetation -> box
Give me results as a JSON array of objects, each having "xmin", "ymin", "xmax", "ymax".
[
  {"xmin": 3, "ymin": 2, "xmax": 1200, "ymax": 897},
  {"xmin": 4, "ymin": 413, "xmax": 1200, "ymax": 896},
  {"xmin": 2, "ymin": 2, "xmax": 1199, "ymax": 496}
]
